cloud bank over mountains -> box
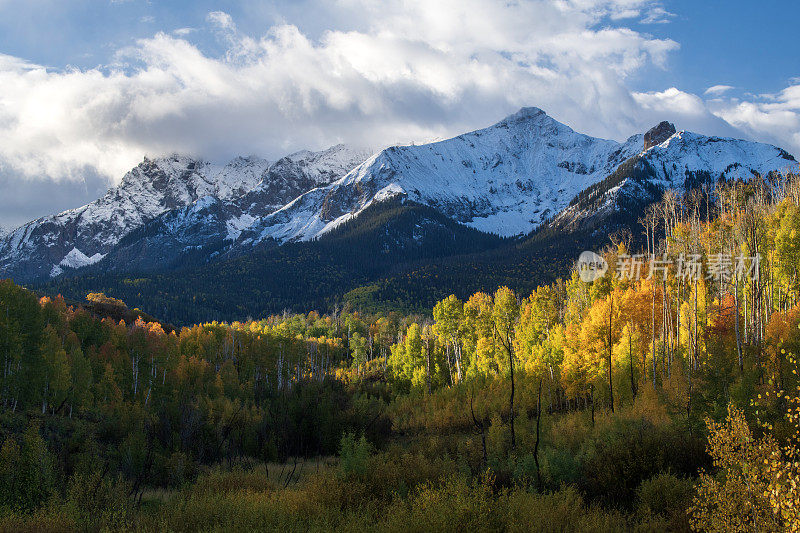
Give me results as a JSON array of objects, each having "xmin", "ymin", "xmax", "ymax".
[{"xmin": 0, "ymin": 0, "xmax": 797, "ymax": 228}]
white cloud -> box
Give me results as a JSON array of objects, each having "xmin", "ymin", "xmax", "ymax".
[
  {"xmin": 0, "ymin": 0, "xmax": 682, "ymax": 184},
  {"xmin": 0, "ymin": 53, "xmax": 38, "ymax": 72},
  {"xmin": 206, "ymin": 11, "xmax": 235, "ymax": 31},
  {"xmin": 634, "ymin": 87, "xmax": 706, "ymax": 116},
  {"xmin": 0, "ymin": 0, "xmax": 796, "ymax": 200},
  {"xmin": 704, "ymin": 84, "xmax": 734, "ymax": 96},
  {"xmin": 709, "ymin": 84, "xmax": 800, "ymax": 152},
  {"xmin": 640, "ymin": 6, "xmax": 675, "ymax": 24},
  {"xmin": 630, "ymin": 85, "xmax": 800, "ymax": 154},
  {"xmin": 630, "ymin": 87, "xmax": 745, "ymax": 138}
]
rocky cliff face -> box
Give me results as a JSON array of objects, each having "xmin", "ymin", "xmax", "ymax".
[{"xmin": 643, "ymin": 121, "xmax": 677, "ymax": 150}]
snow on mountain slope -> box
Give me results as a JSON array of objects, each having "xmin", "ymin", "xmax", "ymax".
[
  {"xmin": 235, "ymin": 144, "xmax": 374, "ymax": 217},
  {"xmin": 286, "ymin": 144, "xmax": 376, "ymax": 184},
  {"xmin": 552, "ymin": 122, "xmax": 798, "ymax": 230},
  {"xmin": 213, "ymin": 156, "xmax": 272, "ymax": 200},
  {"xmin": 0, "ymin": 147, "xmax": 368, "ymax": 281},
  {"xmin": 49, "ymin": 247, "xmax": 106, "ymax": 278},
  {"xmin": 59, "ymin": 247, "xmax": 105, "ymax": 269},
  {"xmin": 117, "ymin": 144, "xmax": 375, "ymax": 252},
  {"xmin": 241, "ymin": 108, "xmax": 644, "ymax": 244},
  {"xmin": 642, "ymin": 130, "xmax": 796, "ymax": 182},
  {"xmin": 3, "ymin": 107, "xmax": 797, "ymax": 284},
  {"xmin": 1, "ymin": 155, "xmax": 234, "ymax": 281},
  {"xmin": 95, "ymin": 195, "xmax": 248, "ymax": 273}
]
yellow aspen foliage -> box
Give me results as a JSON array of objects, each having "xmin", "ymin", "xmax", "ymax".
[{"xmin": 690, "ymin": 401, "xmax": 800, "ymax": 532}]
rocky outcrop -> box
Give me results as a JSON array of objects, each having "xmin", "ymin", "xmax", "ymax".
[{"xmin": 644, "ymin": 121, "xmax": 677, "ymax": 150}]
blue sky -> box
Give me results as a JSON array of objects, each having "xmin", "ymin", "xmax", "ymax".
[
  {"xmin": 631, "ymin": 1, "xmax": 800, "ymax": 96},
  {"xmin": 0, "ymin": 0, "xmax": 798, "ymax": 229}
]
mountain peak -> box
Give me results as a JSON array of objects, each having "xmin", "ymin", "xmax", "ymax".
[
  {"xmin": 643, "ymin": 121, "xmax": 677, "ymax": 150},
  {"xmin": 500, "ymin": 106, "xmax": 547, "ymax": 124},
  {"xmin": 516, "ymin": 106, "xmax": 546, "ymax": 117},
  {"xmin": 491, "ymin": 106, "xmax": 576, "ymax": 136},
  {"xmin": 140, "ymin": 153, "xmax": 199, "ymax": 167},
  {"xmin": 117, "ymin": 154, "xmax": 204, "ymax": 195},
  {"xmin": 230, "ymin": 155, "xmax": 269, "ymax": 165}
]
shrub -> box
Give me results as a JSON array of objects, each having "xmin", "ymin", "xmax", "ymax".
[
  {"xmin": 161, "ymin": 451, "xmax": 193, "ymax": 488},
  {"xmin": 63, "ymin": 468, "xmax": 132, "ymax": 530},
  {"xmin": 577, "ymin": 418, "xmax": 705, "ymax": 507},
  {"xmin": 539, "ymin": 447, "xmax": 581, "ymax": 488},
  {"xmin": 637, "ymin": 472, "xmax": 693, "ymax": 530},
  {"xmin": 689, "ymin": 404, "xmax": 796, "ymax": 532},
  {"xmin": 338, "ymin": 432, "xmax": 372, "ymax": 478},
  {"xmin": 381, "ymin": 475, "xmax": 498, "ymax": 532},
  {"xmin": 637, "ymin": 472, "xmax": 693, "ymax": 516},
  {"xmin": 506, "ymin": 486, "xmax": 635, "ymax": 533},
  {"xmin": 189, "ymin": 466, "xmax": 273, "ymax": 496}
]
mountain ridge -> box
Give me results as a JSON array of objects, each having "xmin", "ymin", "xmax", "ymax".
[
  {"xmin": 2, "ymin": 107, "xmax": 797, "ymax": 287},
  {"xmin": 239, "ymin": 107, "xmax": 644, "ymax": 246},
  {"xmin": 0, "ymin": 145, "xmax": 371, "ymax": 281}
]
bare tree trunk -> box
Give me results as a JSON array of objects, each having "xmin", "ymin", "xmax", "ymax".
[
  {"xmin": 446, "ymin": 343, "xmax": 453, "ymax": 386},
  {"xmin": 534, "ymin": 379, "xmax": 542, "ymax": 490},
  {"xmin": 42, "ymin": 382, "xmax": 48, "ymax": 414},
  {"xmin": 628, "ymin": 321, "xmax": 636, "ymax": 400},
  {"xmin": 694, "ymin": 278, "xmax": 699, "ymax": 371},
  {"xmin": 608, "ymin": 294, "xmax": 614, "ymax": 413},
  {"xmin": 652, "ymin": 282, "xmax": 657, "ymax": 387},
  {"xmin": 132, "ymin": 354, "xmax": 139, "ymax": 397},
  {"xmin": 662, "ymin": 279, "xmax": 668, "ymax": 377},
  {"xmin": 734, "ymin": 271, "xmax": 743, "ymax": 374},
  {"xmin": 452, "ymin": 340, "xmax": 462, "ymax": 384},
  {"xmin": 470, "ymin": 387, "xmax": 487, "ymax": 470},
  {"xmin": 744, "ymin": 286, "xmax": 749, "ymax": 345},
  {"xmin": 676, "ymin": 279, "xmax": 681, "ymax": 352},
  {"xmin": 509, "ymin": 343, "xmax": 516, "ymax": 450},
  {"xmin": 424, "ymin": 333, "xmax": 432, "ymax": 394}
]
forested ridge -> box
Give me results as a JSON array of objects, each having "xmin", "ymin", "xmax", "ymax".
[
  {"xmin": 1, "ymin": 173, "xmax": 800, "ymax": 530},
  {"xmin": 38, "ymin": 198, "xmax": 589, "ymax": 324}
]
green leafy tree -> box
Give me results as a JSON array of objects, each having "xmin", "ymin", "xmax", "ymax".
[
  {"xmin": 0, "ymin": 421, "xmax": 55, "ymax": 512},
  {"xmin": 389, "ymin": 323, "xmax": 425, "ymax": 389},
  {"xmin": 433, "ymin": 295, "xmax": 466, "ymax": 383},
  {"xmin": 775, "ymin": 201, "xmax": 800, "ymax": 300},
  {"xmin": 350, "ymin": 331, "xmax": 368, "ymax": 373},
  {"xmin": 38, "ymin": 325, "xmax": 71, "ymax": 414},
  {"xmin": 493, "ymin": 287, "xmax": 520, "ymax": 449}
]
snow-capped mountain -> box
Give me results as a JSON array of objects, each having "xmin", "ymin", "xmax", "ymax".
[
  {"xmin": 0, "ymin": 146, "xmax": 370, "ymax": 281},
  {"xmin": 240, "ymin": 107, "xmax": 646, "ymax": 245},
  {"xmin": 553, "ymin": 121, "xmax": 797, "ymax": 230},
  {"xmin": 93, "ymin": 144, "xmax": 376, "ymax": 273},
  {"xmin": 1, "ymin": 155, "xmax": 240, "ymax": 280},
  {"xmin": 1, "ymin": 107, "xmax": 796, "ymax": 284},
  {"xmin": 241, "ymin": 113, "xmax": 794, "ymax": 246}
]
